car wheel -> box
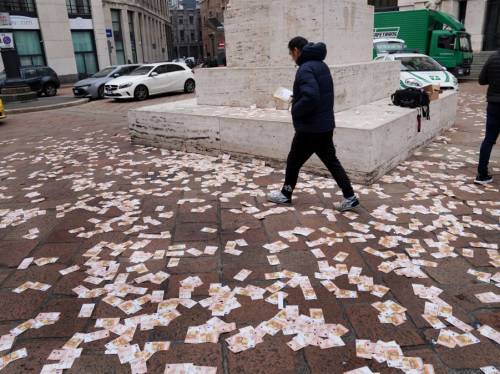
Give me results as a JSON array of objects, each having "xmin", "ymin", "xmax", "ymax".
[
  {"xmin": 134, "ymin": 85, "xmax": 149, "ymax": 101},
  {"xmin": 43, "ymin": 83, "xmax": 57, "ymax": 97},
  {"xmin": 184, "ymin": 79, "xmax": 195, "ymax": 94},
  {"xmin": 97, "ymin": 85, "xmax": 105, "ymax": 99}
]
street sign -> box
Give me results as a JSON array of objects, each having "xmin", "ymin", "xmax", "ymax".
[
  {"xmin": 106, "ymin": 28, "xmax": 113, "ymax": 38},
  {"xmin": 0, "ymin": 13, "xmax": 10, "ymax": 26},
  {"xmin": 0, "ymin": 33, "xmax": 14, "ymax": 49}
]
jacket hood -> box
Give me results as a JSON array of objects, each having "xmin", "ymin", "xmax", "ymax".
[{"xmin": 297, "ymin": 42, "xmax": 327, "ymax": 65}]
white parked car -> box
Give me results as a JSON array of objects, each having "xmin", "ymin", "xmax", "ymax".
[
  {"xmin": 104, "ymin": 62, "xmax": 195, "ymax": 100},
  {"xmin": 376, "ymin": 53, "xmax": 458, "ymax": 90}
]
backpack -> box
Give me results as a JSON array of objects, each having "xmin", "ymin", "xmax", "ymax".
[{"xmin": 391, "ymin": 88, "xmax": 430, "ymax": 132}]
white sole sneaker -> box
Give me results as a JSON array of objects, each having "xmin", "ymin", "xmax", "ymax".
[{"xmin": 474, "ymin": 177, "xmax": 493, "ymax": 185}]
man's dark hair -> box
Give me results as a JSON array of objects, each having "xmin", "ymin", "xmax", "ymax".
[{"xmin": 288, "ymin": 36, "xmax": 309, "ymax": 51}]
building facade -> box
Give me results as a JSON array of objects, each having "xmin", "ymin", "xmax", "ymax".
[
  {"xmin": 199, "ymin": 0, "xmax": 227, "ymax": 65},
  {"xmin": 0, "ymin": 0, "xmax": 172, "ymax": 82},
  {"xmin": 0, "ymin": 0, "xmax": 109, "ymax": 82},
  {"xmin": 170, "ymin": 0, "xmax": 203, "ymax": 60},
  {"xmin": 396, "ymin": 0, "xmax": 497, "ymax": 52},
  {"xmin": 102, "ymin": 0, "xmax": 172, "ymax": 66}
]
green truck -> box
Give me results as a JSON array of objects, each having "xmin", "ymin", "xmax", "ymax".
[{"xmin": 374, "ymin": 9, "xmax": 473, "ymax": 76}]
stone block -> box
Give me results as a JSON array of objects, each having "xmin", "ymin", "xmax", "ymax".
[
  {"xmin": 225, "ymin": 0, "xmax": 375, "ymax": 67},
  {"xmin": 129, "ymin": 91, "xmax": 458, "ymax": 184},
  {"xmin": 196, "ymin": 61, "xmax": 400, "ymax": 112}
]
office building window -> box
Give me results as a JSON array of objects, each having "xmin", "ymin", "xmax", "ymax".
[
  {"xmin": 71, "ymin": 30, "xmax": 98, "ymax": 78},
  {"xmin": 0, "ymin": 0, "xmax": 36, "ymax": 16},
  {"xmin": 10, "ymin": 30, "xmax": 45, "ymax": 66},
  {"xmin": 180, "ymin": 30, "xmax": 185, "ymax": 42},
  {"xmin": 189, "ymin": 15, "xmax": 194, "ymax": 24},
  {"xmin": 178, "ymin": 17, "xmax": 183, "ymax": 24},
  {"xmin": 111, "ymin": 9, "xmax": 126, "ymax": 65},
  {"xmin": 191, "ymin": 31, "xmax": 195, "ymax": 42},
  {"xmin": 128, "ymin": 11, "xmax": 138, "ymax": 63},
  {"xmin": 66, "ymin": 0, "xmax": 92, "ymax": 18}
]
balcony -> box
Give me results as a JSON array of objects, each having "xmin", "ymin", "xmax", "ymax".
[
  {"xmin": 66, "ymin": 0, "xmax": 92, "ymax": 19},
  {"xmin": 0, "ymin": 0, "xmax": 37, "ymax": 17}
]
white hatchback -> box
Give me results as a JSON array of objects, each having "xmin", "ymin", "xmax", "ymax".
[
  {"xmin": 104, "ymin": 62, "xmax": 195, "ymax": 100},
  {"xmin": 376, "ymin": 53, "xmax": 459, "ymax": 90}
]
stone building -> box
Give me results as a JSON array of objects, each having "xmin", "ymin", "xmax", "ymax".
[
  {"xmin": 170, "ymin": 0, "xmax": 203, "ymax": 60},
  {"xmin": 102, "ymin": 0, "xmax": 172, "ymax": 65},
  {"xmin": 0, "ymin": 0, "xmax": 173, "ymax": 81},
  {"xmin": 199, "ymin": 0, "xmax": 227, "ymax": 65}
]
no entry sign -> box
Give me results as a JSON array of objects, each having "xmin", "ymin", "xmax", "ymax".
[{"xmin": 0, "ymin": 33, "xmax": 14, "ymax": 49}]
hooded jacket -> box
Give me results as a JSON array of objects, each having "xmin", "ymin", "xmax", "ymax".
[
  {"xmin": 291, "ymin": 42, "xmax": 335, "ymax": 133},
  {"xmin": 479, "ymin": 50, "xmax": 500, "ymax": 103}
]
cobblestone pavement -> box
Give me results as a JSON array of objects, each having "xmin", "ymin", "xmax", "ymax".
[{"xmin": 0, "ymin": 83, "xmax": 498, "ymax": 374}]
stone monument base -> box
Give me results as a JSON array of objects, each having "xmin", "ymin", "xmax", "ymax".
[{"xmin": 128, "ymin": 91, "xmax": 457, "ymax": 185}]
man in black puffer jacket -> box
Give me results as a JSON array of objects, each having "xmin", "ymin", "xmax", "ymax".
[
  {"xmin": 476, "ymin": 50, "xmax": 500, "ymax": 185},
  {"xmin": 268, "ymin": 37, "xmax": 359, "ymax": 211}
]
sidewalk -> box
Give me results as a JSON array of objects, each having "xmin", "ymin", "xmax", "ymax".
[{"xmin": 0, "ymin": 82, "xmax": 498, "ymax": 374}]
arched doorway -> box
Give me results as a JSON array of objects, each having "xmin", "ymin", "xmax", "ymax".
[{"xmin": 484, "ymin": 0, "xmax": 500, "ymax": 50}]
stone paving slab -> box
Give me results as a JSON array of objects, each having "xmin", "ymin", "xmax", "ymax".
[{"xmin": 0, "ymin": 82, "xmax": 498, "ymax": 374}]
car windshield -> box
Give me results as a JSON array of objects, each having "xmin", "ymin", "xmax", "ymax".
[
  {"xmin": 129, "ymin": 66, "xmax": 154, "ymax": 76},
  {"xmin": 397, "ymin": 56, "xmax": 444, "ymax": 72},
  {"xmin": 375, "ymin": 41, "xmax": 406, "ymax": 53},
  {"xmin": 92, "ymin": 67, "xmax": 116, "ymax": 78},
  {"xmin": 459, "ymin": 35, "xmax": 472, "ymax": 52}
]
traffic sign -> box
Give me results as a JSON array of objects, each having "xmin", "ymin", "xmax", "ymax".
[{"xmin": 0, "ymin": 33, "xmax": 14, "ymax": 49}]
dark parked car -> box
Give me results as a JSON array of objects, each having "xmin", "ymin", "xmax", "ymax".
[{"xmin": 0, "ymin": 66, "xmax": 60, "ymax": 97}]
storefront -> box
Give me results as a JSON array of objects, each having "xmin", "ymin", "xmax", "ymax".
[
  {"xmin": 0, "ymin": 13, "xmax": 46, "ymax": 67},
  {"xmin": 71, "ymin": 30, "xmax": 98, "ymax": 79},
  {"xmin": 68, "ymin": 1, "xmax": 99, "ymax": 79}
]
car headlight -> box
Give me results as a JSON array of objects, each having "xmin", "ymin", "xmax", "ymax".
[
  {"xmin": 404, "ymin": 78, "xmax": 423, "ymax": 88},
  {"xmin": 77, "ymin": 84, "xmax": 91, "ymax": 89},
  {"xmin": 452, "ymin": 77, "xmax": 458, "ymax": 85},
  {"xmin": 119, "ymin": 83, "xmax": 133, "ymax": 89}
]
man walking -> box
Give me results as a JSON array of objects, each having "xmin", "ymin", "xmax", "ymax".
[
  {"xmin": 267, "ymin": 37, "xmax": 359, "ymax": 211},
  {"xmin": 476, "ymin": 50, "xmax": 500, "ymax": 185}
]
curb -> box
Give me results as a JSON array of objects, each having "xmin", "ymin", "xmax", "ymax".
[{"xmin": 5, "ymin": 98, "xmax": 89, "ymax": 115}]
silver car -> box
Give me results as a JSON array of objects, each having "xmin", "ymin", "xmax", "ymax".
[{"xmin": 73, "ymin": 64, "xmax": 140, "ymax": 99}]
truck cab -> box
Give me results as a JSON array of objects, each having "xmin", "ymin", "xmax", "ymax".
[
  {"xmin": 374, "ymin": 9, "xmax": 473, "ymax": 77},
  {"xmin": 430, "ymin": 30, "xmax": 473, "ymax": 76}
]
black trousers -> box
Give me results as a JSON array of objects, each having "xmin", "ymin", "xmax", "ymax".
[
  {"xmin": 283, "ymin": 131, "xmax": 355, "ymax": 199},
  {"xmin": 478, "ymin": 103, "xmax": 500, "ymax": 176}
]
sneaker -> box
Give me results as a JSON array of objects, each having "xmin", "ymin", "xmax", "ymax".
[
  {"xmin": 334, "ymin": 196, "xmax": 360, "ymax": 212},
  {"xmin": 267, "ymin": 190, "xmax": 291, "ymax": 204},
  {"xmin": 474, "ymin": 175, "xmax": 493, "ymax": 185}
]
